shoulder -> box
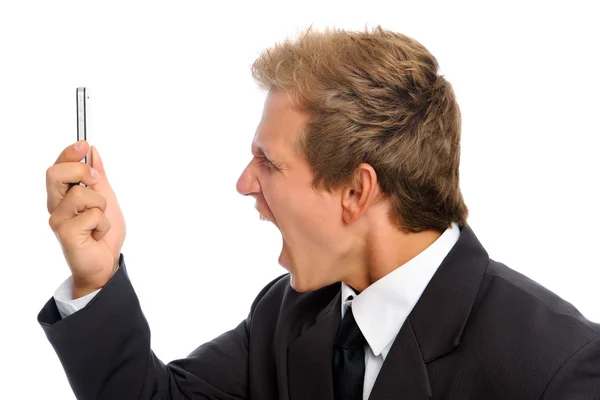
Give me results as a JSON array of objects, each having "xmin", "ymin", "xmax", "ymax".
[
  {"xmin": 484, "ymin": 259, "xmax": 600, "ymax": 338},
  {"xmin": 457, "ymin": 259, "xmax": 600, "ymax": 393},
  {"xmin": 248, "ymin": 273, "xmax": 340, "ymax": 319},
  {"xmin": 248, "ymin": 272, "xmax": 291, "ymax": 315},
  {"xmin": 473, "ymin": 259, "xmax": 600, "ymax": 376}
]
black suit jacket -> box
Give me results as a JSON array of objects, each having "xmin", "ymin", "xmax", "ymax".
[{"xmin": 38, "ymin": 225, "xmax": 600, "ymax": 399}]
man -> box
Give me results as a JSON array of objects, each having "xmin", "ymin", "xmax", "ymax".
[{"xmin": 40, "ymin": 26, "xmax": 600, "ymax": 399}]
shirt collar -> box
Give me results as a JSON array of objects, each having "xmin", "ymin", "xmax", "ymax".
[{"xmin": 341, "ymin": 222, "xmax": 461, "ymax": 356}]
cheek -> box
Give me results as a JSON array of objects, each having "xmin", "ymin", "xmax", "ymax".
[
  {"xmin": 291, "ymin": 195, "xmax": 341, "ymax": 242},
  {"xmin": 262, "ymin": 183, "xmax": 307, "ymax": 232},
  {"xmin": 262, "ymin": 178, "xmax": 340, "ymax": 241}
]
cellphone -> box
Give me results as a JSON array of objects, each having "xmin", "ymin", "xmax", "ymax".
[
  {"xmin": 75, "ymin": 87, "xmax": 91, "ymax": 187},
  {"xmin": 77, "ymin": 87, "xmax": 89, "ymax": 162}
]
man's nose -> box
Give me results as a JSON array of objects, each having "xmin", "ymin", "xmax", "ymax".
[{"xmin": 236, "ymin": 160, "xmax": 259, "ymax": 196}]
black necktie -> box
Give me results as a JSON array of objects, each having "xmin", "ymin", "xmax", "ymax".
[{"xmin": 333, "ymin": 305, "xmax": 366, "ymax": 400}]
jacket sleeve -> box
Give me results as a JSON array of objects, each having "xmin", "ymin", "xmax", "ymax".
[
  {"xmin": 38, "ymin": 253, "xmax": 283, "ymax": 400},
  {"xmin": 541, "ymin": 335, "xmax": 600, "ymax": 399}
]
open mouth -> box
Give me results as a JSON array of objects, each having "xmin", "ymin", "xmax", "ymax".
[
  {"xmin": 256, "ymin": 202, "xmax": 271, "ymax": 222},
  {"xmin": 258, "ymin": 210, "xmax": 278, "ymax": 229}
]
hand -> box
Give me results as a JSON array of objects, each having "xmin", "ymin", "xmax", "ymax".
[{"xmin": 47, "ymin": 141, "xmax": 126, "ymax": 298}]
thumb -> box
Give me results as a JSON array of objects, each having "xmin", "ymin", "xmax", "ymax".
[{"xmin": 90, "ymin": 145, "xmax": 111, "ymax": 187}]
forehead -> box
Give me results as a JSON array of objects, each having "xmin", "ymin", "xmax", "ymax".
[{"xmin": 252, "ymin": 90, "xmax": 309, "ymax": 156}]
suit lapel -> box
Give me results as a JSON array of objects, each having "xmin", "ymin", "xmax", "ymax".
[
  {"xmin": 408, "ymin": 224, "xmax": 489, "ymax": 362},
  {"xmin": 369, "ymin": 224, "xmax": 489, "ymax": 399},
  {"xmin": 368, "ymin": 318, "xmax": 432, "ymax": 399},
  {"xmin": 287, "ymin": 290, "xmax": 341, "ymax": 400}
]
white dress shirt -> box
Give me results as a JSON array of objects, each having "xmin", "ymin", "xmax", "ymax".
[
  {"xmin": 54, "ymin": 276, "xmax": 102, "ymax": 319},
  {"xmin": 341, "ymin": 222, "xmax": 460, "ymax": 400},
  {"xmin": 54, "ymin": 223, "xmax": 461, "ymax": 399}
]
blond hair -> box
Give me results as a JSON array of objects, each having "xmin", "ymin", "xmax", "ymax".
[{"xmin": 252, "ymin": 26, "xmax": 468, "ymax": 233}]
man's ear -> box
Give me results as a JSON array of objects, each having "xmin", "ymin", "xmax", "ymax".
[{"xmin": 341, "ymin": 164, "xmax": 378, "ymax": 224}]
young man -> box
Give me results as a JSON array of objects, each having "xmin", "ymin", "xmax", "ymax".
[{"xmin": 40, "ymin": 27, "xmax": 600, "ymax": 399}]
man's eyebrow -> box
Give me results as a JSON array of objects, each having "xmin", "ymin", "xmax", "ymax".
[
  {"xmin": 251, "ymin": 144, "xmax": 269, "ymax": 157},
  {"xmin": 251, "ymin": 143, "xmax": 285, "ymax": 168}
]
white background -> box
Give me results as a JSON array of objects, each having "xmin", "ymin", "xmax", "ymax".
[{"xmin": 1, "ymin": 0, "xmax": 598, "ymax": 398}]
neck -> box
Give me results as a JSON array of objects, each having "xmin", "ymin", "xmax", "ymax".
[{"xmin": 343, "ymin": 225, "xmax": 443, "ymax": 293}]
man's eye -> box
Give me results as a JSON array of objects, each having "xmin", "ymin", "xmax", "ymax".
[{"xmin": 258, "ymin": 157, "xmax": 275, "ymax": 170}]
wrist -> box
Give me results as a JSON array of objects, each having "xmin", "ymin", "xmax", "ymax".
[
  {"xmin": 71, "ymin": 257, "xmax": 120, "ymax": 299},
  {"xmin": 72, "ymin": 280, "xmax": 103, "ymax": 299}
]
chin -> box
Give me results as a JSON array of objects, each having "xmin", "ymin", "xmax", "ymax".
[
  {"xmin": 288, "ymin": 272, "xmax": 331, "ymax": 293},
  {"xmin": 279, "ymin": 243, "xmax": 330, "ymax": 292},
  {"xmin": 279, "ymin": 249, "xmax": 306, "ymax": 292},
  {"xmin": 289, "ymin": 275, "xmax": 313, "ymax": 293}
]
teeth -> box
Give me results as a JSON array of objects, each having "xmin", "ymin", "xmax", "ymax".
[{"xmin": 259, "ymin": 213, "xmax": 268, "ymax": 221}]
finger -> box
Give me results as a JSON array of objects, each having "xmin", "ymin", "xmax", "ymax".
[
  {"xmin": 56, "ymin": 208, "xmax": 111, "ymax": 247},
  {"xmin": 49, "ymin": 185, "xmax": 107, "ymax": 229},
  {"xmin": 86, "ymin": 208, "xmax": 112, "ymax": 241},
  {"xmin": 74, "ymin": 208, "xmax": 111, "ymax": 242},
  {"xmin": 55, "ymin": 140, "xmax": 91, "ymax": 165},
  {"xmin": 46, "ymin": 162, "xmax": 100, "ymax": 213},
  {"xmin": 89, "ymin": 145, "xmax": 113, "ymax": 190}
]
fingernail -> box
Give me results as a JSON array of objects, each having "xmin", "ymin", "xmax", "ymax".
[
  {"xmin": 74, "ymin": 142, "xmax": 81, "ymax": 151},
  {"xmin": 91, "ymin": 168, "xmax": 99, "ymax": 179}
]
